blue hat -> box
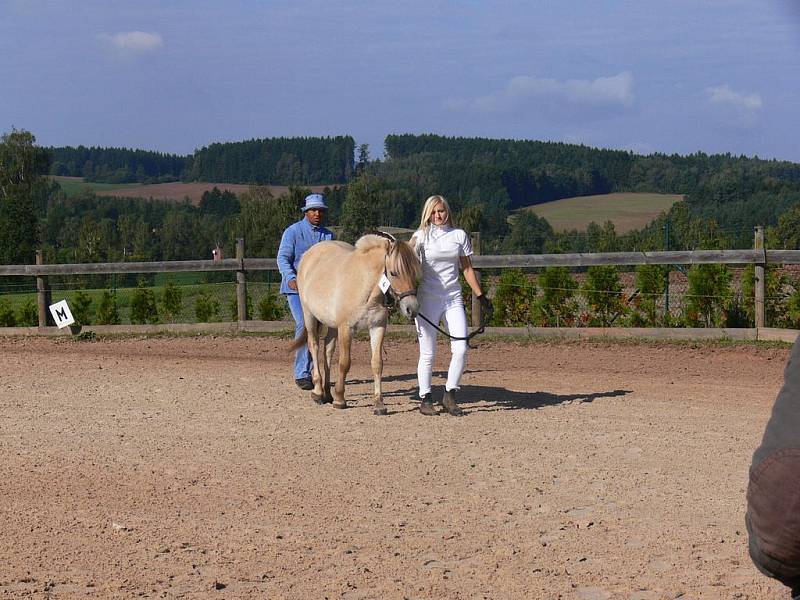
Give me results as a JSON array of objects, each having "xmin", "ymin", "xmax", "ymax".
[{"xmin": 302, "ymin": 193, "xmax": 327, "ymax": 212}]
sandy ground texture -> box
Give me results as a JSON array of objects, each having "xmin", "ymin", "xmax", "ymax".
[{"xmin": 0, "ymin": 334, "xmax": 792, "ymax": 599}]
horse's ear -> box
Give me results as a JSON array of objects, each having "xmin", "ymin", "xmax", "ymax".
[{"xmin": 374, "ymin": 230, "xmax": 397, "ymax": 244}]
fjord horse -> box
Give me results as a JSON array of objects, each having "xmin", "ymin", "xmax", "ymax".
[{"xmin": 293, "ymin": 233, "xmax": 421, "ymax": 415}]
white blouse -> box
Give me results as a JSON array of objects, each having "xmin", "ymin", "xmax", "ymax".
[{"xmin": 412, "ymin": 225, "xmax": 473, "ymax": 300}]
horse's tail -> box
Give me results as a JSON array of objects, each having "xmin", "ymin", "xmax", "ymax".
[{"xmin": 288, "ymin": 328, "xmax": 307, "ymax": 352}]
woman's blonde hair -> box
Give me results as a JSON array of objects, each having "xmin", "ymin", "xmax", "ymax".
[{"xmin": 417, "ymin": 194, "xmax": 457, "ymax": 232}]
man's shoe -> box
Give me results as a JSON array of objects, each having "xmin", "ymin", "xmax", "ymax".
[
  {"xmin": 418, "ymin": 393, "xmax": 439, "ymax": 416},
  {"xmin": 441, "ymin": 389, "xmax": 463, "ymax": 416},
  {"xmin": 295, "ymin": 377, "xmax": 314, "ymax": 390}
]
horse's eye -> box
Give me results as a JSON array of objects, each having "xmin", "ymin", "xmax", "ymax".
[{"xmin": 390, "ymin": 271, "xmax": 398, "ymax": 277}]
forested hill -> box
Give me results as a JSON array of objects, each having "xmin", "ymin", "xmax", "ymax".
[
  {"xmin": 48, "ymin": 135, "xmax": 355, "ymax": 185},
  {"xmin": 383, "ymin": 133, "xmax": 800, "ymax": 210},
  {"xmin": 185, "ymin": 136, "xmax": 354, "ymax": 185},
  {"xmin": 49, "ymin": 146, "xmax": 187, "ymax": 184}
]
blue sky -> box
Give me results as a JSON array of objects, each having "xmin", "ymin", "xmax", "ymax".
[{"xmin": 2, "ymin": 0, "xmax": 799, "ymax": 161}]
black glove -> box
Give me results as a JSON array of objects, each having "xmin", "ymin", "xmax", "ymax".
[{"xmin": 477, "ymin": 294, "xmax": 493, "ymax": 322}]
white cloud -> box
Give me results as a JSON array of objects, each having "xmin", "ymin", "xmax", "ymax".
[
  {"xmin": 101, "ymin": 31, "xmax": 164, "ymax": 53},
  {"xmin": 704, "ymin": 84, "xmax": 762, "ymax": 129},
  {"xmin": 445, "ymin": 72, "xmax": 635, "ymax": 115},
  {"xmin": 705, "ymin": 84, "xmax": 762, "ymax": 111}
]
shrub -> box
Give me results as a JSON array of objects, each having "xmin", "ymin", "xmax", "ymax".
[
  {"xmin": 628, "ymin": 264, "xmax": 668, "ymax": 327},
  {"xmin": 195, "ymin": 290, "xmax": 221, "ymax": 322},
  {"xmin": 97, "ymin": 291, "xmax": 121, "ymax": 325},
  {"xmin": 130, "ymin": 279, "xmax": 159, "ymax": 324},
  {"xmin": 723, "ymin": 292, "xmax": 750, "ymax": 328},
  {"xmin": 741, "ymin": 265, "xmax": 788, "ymax": 327},
  {"xmin": 160, "ymin": 280, "xmax": 183, "ymax": 323},
  {"xmin": 229, "ymin": 292, "xmax": 253, "ymax": 321},
  {"xmin": 17, "ymin": 300, "xmax": 38, "ymax": 327},
  {"xmin": 684, "ymin": 264, "xmax": 733, "ymax": 327},
  {"xmin": 536, "ymin": 267, "xmax": 578, "ymax": 326},
  {"xmin": 0, "ymin": 299, "xmax": 17, "ymax": 327},
  {"xmin": 582, "ymin": 265, "xmax": 626, "ymax": 326},
  {"xmin": 491, "ymin": 269, "xmax": 537, "ymax": 326},
  {"xmin": 785, "ymin": 282, "xmax": 800, "ymax": 328},
  {"xmin": 258, "ymin": 292, "xmax": 285, "ymax": 321},
  {"xmin": 72, "ymin": 291, "xmax": 93, "ymax": 325}
]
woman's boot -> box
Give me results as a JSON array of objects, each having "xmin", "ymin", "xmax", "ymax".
[
  {"xmin": 441, "ymin": 389, "xmax": 463, "ymax": 416},
  {"xmin": 419, "ymin": 393, "xmax": 438, "ymax": 416}
]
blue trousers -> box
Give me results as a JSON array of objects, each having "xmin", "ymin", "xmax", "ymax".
[{"xmin": 286, "ymin": 294, "xmax": 312, "ymax": 380}]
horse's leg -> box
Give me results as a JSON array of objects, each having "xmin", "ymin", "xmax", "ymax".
[
  {"xmin": 332, "ymin": 324, "xmax": 352, "ymax": 409},
  {"xmin": 369, "ymin": 324, "xmax": 387, "ymax": 415},
  {"xmin": 323, "ymin": 327, "xmax": 337, "ymax": 403},
  {"xmin": 304, "ymin": 313, "xmax": 326, "ymax": 405}
]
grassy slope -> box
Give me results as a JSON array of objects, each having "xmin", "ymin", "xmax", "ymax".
[
  {"xmin": 520, "ymin": 192, "xmax": 684, "ymax": 233},
  {"xmin": 51, "ymin": 176, "xmax": 141, "ymax": 196}
]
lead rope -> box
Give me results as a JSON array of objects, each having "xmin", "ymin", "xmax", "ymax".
[{"xmin": 415, "ymin": 309, "xmax": 488, "ymax": 349}]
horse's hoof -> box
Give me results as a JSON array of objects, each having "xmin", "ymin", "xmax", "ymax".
[
  {"xmin": 373, "ymin": 406, "xmax": 388, "ymax": 416},
  {"xmin": 311, "ymin": 393, "xmax": 327, "ymax": 405},
  {"xmin": 332, "ymin": 400, "xmax": 347, "ymax": 409}
]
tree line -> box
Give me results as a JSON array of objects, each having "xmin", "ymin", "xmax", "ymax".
[{"xmin": 48, "ymin": 135, "xmax": 355, "ymax": 185}]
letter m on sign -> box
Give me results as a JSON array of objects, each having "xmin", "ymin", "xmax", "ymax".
[{"xmin": 48, "ymin": 299, "xmax": 75, "ymax": 329}]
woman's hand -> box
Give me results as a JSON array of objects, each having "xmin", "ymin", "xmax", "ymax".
[{"xmin": 477, "ymin": 294, "xmax": 493, "ymax": 321}]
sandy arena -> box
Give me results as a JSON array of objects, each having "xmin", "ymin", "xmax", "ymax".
[{"xmin": 0, "ymin": 334, "xmax": 792, "ymax": 599}]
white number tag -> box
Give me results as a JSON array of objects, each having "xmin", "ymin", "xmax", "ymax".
[{"xmin": 378, "ymin": 273, "xmax": 391, "ymax": 294}]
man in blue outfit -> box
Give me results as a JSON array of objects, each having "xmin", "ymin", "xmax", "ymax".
[{"xmin": 277, "ymin": 193, "xmax": 335, "ymax": 390}]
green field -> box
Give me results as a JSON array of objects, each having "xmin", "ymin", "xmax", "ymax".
[
  {"xmin": 51, "ymin": 176, "xmax": 142, "ymax": 197},
  {"xmin": 521, "ymin": 192, "xmax": 684, "ymax": 233}
]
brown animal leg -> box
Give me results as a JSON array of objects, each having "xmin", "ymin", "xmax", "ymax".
[
  {"xmin": 332, "ymin": 324, "xmax": 352, "ymax": 409},
  {"xmin": 369, "ymin": 325, "xmax": 387, "ymax": 415}
]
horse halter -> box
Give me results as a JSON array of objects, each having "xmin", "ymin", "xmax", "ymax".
[
  {"xmin": 382, "ymin": 261, "xmax": 417, "ymax": 301},
  {"xmin": 373, "ymin": 231, "xmax": 417, "ymax": 302}
]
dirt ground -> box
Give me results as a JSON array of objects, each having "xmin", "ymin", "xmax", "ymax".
[{"xmin": 0, "ymin": 334, "xmax": 792, "ymax": 599}]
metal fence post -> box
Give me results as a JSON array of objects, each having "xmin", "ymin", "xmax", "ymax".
[
  {"xmin": 36, "ymin": 250, "xmax": 50, "ymax": 328},
  {"xmin": 236, "ymin": 238, "xmax": 247, "ymax": 322},
  {"xmin": 470, "ymin": 232, "xmax": 481, "ymax": 327},
  {"xmin": 754, "ymin": 226, "xmax": 765, "ymax": 328}
]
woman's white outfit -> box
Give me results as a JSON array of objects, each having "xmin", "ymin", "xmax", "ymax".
[{"xmin": 412, "ymin": 225, "xmax": 473, "ymax": 396}]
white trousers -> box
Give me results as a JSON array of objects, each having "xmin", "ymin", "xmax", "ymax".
[{"xmin": 415, "ymin": 295, "xmax": 469, "ymax": 396}]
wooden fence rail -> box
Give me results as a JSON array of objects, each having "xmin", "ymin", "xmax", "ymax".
[
  {"xmin": 6, "ymin": 249, "xmax": 800, "ymax": 278},
  {"xmin": 3, "ymin": 239, "xmax": 800, "ymax": 329}
]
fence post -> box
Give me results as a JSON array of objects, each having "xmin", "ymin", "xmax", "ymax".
[
  {"xmin": 754, "ymin": 226, "xmax": 765, "ymax": 328},
  {"xmin": 236, "ymin": 238, "xmax": 247, "ymax": 322},
  {"xmin": 471, "ymin": 232, "xmax": 481, "ymax": 327},
  {"xmin": 663, "ymin": 218, "xmax": 670, "ymax": 318},
  {"xmin": 36, "ymin": 250, "xmax": 50, "ymax": 328}
]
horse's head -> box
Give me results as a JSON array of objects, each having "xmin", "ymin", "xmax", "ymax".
[{"xmin": 384, "ymin": 239, "xmax": 422, "ymax": 319}]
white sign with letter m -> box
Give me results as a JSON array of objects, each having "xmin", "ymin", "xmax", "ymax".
[{"xmin": 49, "ymin": 299, "xmax": 75, "ymax": 329}]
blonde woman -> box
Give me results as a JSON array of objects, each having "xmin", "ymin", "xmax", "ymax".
[{"xmin": 410, "ymin": 195, "xmax": 492, "ymax": 416}]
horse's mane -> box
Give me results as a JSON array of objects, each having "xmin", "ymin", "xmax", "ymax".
[
  {"xmin": 354, "ymin": 234, "xmax": 388, "ymax": 252},
  {"xmin": 354, "ymin": 234, "xmax": 421, "ymax": 281},
  {"xmin": 387, "ymin": 239, "xmax": 422, "ymax": 281}
]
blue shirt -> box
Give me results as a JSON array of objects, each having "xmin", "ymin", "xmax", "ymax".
[{"xmin": 277, "ymin": 217, "xmax": 334, "ymax": 295}]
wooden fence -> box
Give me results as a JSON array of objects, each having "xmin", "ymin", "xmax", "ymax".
[{"xmin": 3, "ymin": 234, "xmax": 800, "ymax": 332}]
